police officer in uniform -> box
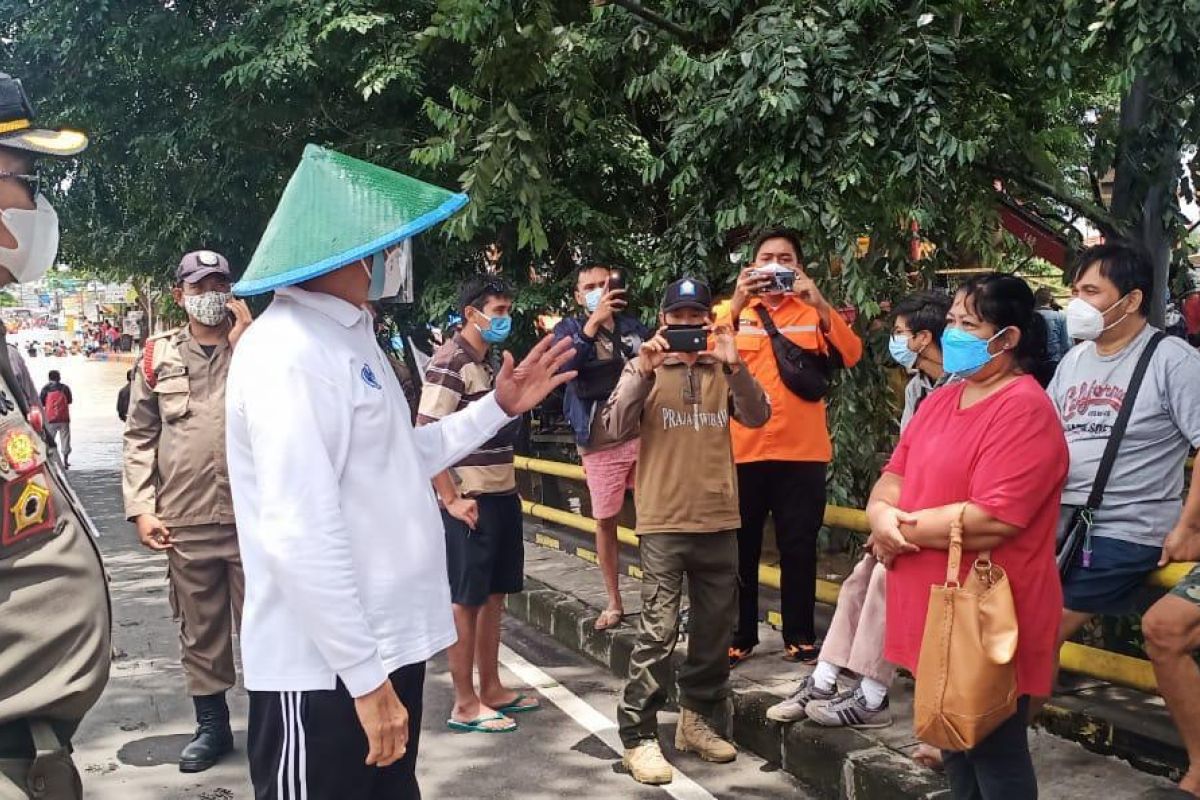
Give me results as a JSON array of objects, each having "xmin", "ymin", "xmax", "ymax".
[
  {"xmin": 122, "ymin": 250, "xmax": 251, "ymax": 773},
  {"xmin": 0, "ymin": 73, "xmax": 111, "ymax": 799}
]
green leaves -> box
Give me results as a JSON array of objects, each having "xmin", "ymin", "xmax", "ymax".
[{"xmin": 5, "ymin": 0, "xmax": 1200, "ymax": 501}]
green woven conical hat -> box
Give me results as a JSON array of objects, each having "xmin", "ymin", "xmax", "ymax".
[{"xmin": 235, "ymin": 144, "xmax": 468, "ymax": 295}]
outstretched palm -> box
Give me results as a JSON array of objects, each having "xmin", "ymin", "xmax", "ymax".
[{"xmin": 494, "ymin": 335, "xmax": 577, "ymax": 416}]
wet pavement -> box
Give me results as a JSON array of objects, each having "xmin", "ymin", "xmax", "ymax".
[{"xmin": 11, "ymin": 346, "xmax": 130, "ymax": 471}]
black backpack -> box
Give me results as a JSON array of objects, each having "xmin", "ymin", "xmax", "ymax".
[
  {"xmin": 573, "ymin": 326, "xmax": 635, "ymax": 402},
  {"xmin": 754, "ymin": 305, "xmax": 843, "ymax": 402}
]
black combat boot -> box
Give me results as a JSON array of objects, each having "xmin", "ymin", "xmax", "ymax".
[{"xmin": 179, "ymin": 692, "xmax": 234, "ymax": 773}]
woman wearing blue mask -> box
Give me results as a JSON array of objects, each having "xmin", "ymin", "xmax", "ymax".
[{"xmin": 865, "ymin": 274, "xmax": 1067, "ymax": 799}]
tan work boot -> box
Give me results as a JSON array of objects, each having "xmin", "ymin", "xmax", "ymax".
[
  {"xmin": 674, "ymin": 708, "xmax": 737, "ymax": 763},
  {"xmin": 623, "ymin": 739, "xmax": 674, "ymax": 785}
]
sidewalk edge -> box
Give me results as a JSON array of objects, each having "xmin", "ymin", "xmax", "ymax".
[{"xmin": 506, "ymin": 576, "xmax": 950, "ymax": 800}]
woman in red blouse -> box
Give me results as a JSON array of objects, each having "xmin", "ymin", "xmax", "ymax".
[{"xmin": 866, "ymin": 274, "xmax": 1068, "ymax": 798}]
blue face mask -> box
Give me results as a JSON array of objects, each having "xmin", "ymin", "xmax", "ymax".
[
  {"xmin": 584, "ymin": 288, "xmax": 603, "ymax": 313},
  {"xmin": 941, "ymin": 326, "xmax": 1009, "ymax": 377},
  {"xmin": 888, "ymin": 334, "xmax": 919, "ymax": 369},
  {"xmin": 475, "ymin": 312, "xmax": 512, "ymax": 344}
]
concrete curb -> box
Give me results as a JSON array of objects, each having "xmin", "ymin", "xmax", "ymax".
[{"xmin": 506, "ymin": 576, "xmax": 950, "ymax": 799}]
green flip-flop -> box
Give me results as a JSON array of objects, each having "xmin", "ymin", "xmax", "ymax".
[
  {"xmin": 446, "ymin": 712, "xmax": 517, "ymax": 733},
  {"xmin": 494, "ymin": 692, "xmax": 541, "ymax": 715}
]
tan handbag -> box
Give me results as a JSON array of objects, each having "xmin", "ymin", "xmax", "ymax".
[{"xmin": 913, "ymin": 504, "xmax": 1019, "ymax": 751}]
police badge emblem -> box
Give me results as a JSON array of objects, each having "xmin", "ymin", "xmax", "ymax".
[
  {"xmin": 2, "ymin": 470, "xmax": 55, "ymax": 547},
  {"xmin": 3, "ymin": 430, "xmax": 37, "ymax": 474}
]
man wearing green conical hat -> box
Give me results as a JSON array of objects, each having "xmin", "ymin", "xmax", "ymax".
[
  {"xmin": 227, "ymin": 145, "xmax": 577, "ymax": 799},
  {"xmin": 0, "ymin": 73, "xmax": 109, "ymax": 799}
]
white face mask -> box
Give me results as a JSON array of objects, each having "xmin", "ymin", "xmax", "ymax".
[
  {"xmin": 1065, "ymin": 295, "xmax": 1129, "ymax": 341},
  {"xmin": 0, "ymin": 193, "xmax": 60, "ymax": 284}
]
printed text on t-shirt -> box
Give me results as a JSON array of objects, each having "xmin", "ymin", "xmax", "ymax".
[
  {"xmin": 1062, "ymin": 380, "xmax": 1125, "ymax": 422},
  {"xmin": 661, "ymin": 407, "xmax": 729, "ymax": 430}
]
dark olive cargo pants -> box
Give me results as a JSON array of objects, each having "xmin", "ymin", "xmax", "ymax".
[{"xmin": 618, "ymin": 531, "xmax": 738, "ymax": 748}]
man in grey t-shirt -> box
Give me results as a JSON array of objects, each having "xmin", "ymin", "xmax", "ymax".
[{"xmin": 1047, "ymin": 241, "xmax": 1200, "ymax": 644}]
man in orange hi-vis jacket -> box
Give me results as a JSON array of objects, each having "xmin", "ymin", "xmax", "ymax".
[{"xmin": 717, "ymin": 228, "xmax": 863, "ymax": 668}]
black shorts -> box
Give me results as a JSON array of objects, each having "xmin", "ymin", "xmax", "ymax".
[
  {"xmin": 443, "ymin": 492, "xmax": 524, "ymax": 607},
  {"xmin": 247, "ymin": 662, "xmax": 425, "ymax": 800}
]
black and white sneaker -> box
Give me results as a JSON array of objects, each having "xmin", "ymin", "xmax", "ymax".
[{"xmin": 804, "ymin": 688, "xmax": 892, "ymax": 729}]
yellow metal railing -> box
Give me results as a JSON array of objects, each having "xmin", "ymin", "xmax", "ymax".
[{"xmin": 516, "ymin": 454, "xmax": 1196, "ymax": 693}]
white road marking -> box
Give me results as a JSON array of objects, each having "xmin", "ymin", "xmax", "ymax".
[{"xmin": 498, "ymin": 643, "xmax": 719, "ymax": 800}]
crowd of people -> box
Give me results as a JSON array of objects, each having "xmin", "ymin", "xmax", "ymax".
[
  {"xmin": 549, "ymin": 236, "xmax": 1200, "ymax": 798},
  {"xmin": 3, "ymin": 69, "xmax": 1200, "ymax": 800}
]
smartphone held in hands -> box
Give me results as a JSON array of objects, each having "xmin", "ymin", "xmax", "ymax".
[
  {"xmin": 607, "ymin": 270, "xmax": 628, "ymax": 310},
  {"xmin": 663, "ymin": 325, "xmax": 706, "ymax": 352}
]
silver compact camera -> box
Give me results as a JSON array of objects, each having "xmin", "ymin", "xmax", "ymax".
[{"xmin": 751, "ymin": 265, "xmax": 796, "ymax": 293}]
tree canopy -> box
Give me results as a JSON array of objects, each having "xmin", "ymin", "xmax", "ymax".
[{"xmin": 4, "ymin": 0, "xmax": 1199, "ymax": 501}]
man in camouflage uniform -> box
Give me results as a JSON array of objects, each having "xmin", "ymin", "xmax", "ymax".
[{"xmin": 0, "ymin": 73, "xmax": 111, "ymax": 799}]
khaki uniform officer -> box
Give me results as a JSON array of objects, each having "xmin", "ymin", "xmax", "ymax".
[
  {"xmin": 123, "ymin": 250, "xmax": 252, "ymax": 773},
  {"xmin": 0, "ymin": 71, "xmax": 110, "ymax": 800}
]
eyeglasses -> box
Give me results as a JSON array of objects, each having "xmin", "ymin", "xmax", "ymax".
[{"xmin": 0, "ymin": 170, "xmax": 40, "ymax": 197}]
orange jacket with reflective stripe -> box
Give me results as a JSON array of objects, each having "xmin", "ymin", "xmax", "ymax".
[{"xmin": 716, "ymin": 295, "xmax": 863, "ymax": 464}]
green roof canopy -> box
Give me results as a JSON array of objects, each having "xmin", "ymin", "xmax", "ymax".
[{"xmin": 235, "ymin": 144, "xmax": 468, "ymax": 296}]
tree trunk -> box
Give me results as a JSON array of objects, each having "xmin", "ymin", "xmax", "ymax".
[{"xmin": 1109, "ymin": 74, "xmax": 1175, "ymax": 328}]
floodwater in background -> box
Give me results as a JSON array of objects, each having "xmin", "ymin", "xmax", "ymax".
[{"xmin": 10, "ymin": 330, "xmax": 129, "ymax": 472}]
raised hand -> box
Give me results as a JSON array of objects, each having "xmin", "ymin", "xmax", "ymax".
[
  {"xmin": 636, "ymin": 328, "xmax": 670, "ymax": 375},
  {"xmin": 493, "ymin": 335, "xmax": 577, "ymax": 416},
  {"xmin": 707, "ymin": 323, "xmax": 739, "ymax": 366},
  {"xmin": 583, "ymin": 289, "xmax": 627, "ymax": 337},
  {"xmin": 730, "ymin": 266, "xmax": 773, "ymax": 316},
  {"xmin": 791, "ymin": 267, "xmax": 829, "ymax": 312},
  {"xmin": 227, "ymin": 298, "xmax": 254, "ymax": 350}
]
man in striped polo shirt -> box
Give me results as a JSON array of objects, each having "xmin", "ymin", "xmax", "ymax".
[{"xmin": 417, "ymin": 275, "xmax": 539, "ymax": 734}]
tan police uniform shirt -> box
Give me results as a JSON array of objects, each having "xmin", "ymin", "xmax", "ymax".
[
  {"xmin": 0, "ymin": 336, "xmax": 109, "ymax": 735},
  {"xmin": 123, "ymin": 326, "xmax": 236, "ymax": 527}
]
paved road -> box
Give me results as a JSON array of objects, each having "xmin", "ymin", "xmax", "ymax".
[{"xmin": 55, "ymin": 355, "xmax": 812, "ymax": 799}]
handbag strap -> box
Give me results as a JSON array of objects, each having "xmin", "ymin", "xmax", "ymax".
[
  {"xmin": 753, "ymin": 305, "xmax": 779, "ymax": 337},
  {"xmin": 1083, "ymin": 331, "xmax": 1165, "ymax": 511},
  {"xmin": 754, "ymin": 303, "xmax": 837, "ymax": 358},
  {"xmin": 945, "ymin": 503, "xmax": 967, "ymax": 585}
]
